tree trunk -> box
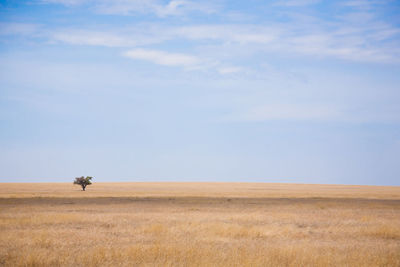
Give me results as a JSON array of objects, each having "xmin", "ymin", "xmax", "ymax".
[{"xmin": 82, "ymin": 185, "xmax": 86, "ymax": 191}]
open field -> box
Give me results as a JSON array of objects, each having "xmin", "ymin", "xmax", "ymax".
[{"xmin": 1, "ymin": 182, "xmax": 399, "ymax": 266}]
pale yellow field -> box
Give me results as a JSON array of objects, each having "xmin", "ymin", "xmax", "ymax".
[{"xmin": 0, "ymin": 182, "xmax": 399, "ymax": 266}]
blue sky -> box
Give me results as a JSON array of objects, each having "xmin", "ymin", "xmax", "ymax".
[{"xmin": 0, "ymin": 0, "xmax": 399, "ymax": 185}]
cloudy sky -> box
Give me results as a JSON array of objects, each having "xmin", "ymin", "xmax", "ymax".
[{"xmin": 1, "ymin": 0, "xmax": 399, "ymax": 185}]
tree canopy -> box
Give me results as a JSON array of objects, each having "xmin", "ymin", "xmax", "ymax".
[{"xmin": 73, "ymin": 176, "xmax": 93, "ymax": 191}]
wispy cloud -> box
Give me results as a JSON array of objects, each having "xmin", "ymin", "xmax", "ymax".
[
  {"xmin": 341, "ymin": 0, "xmax": 385, "ymax": 9},
  {"xmin": 40, "ymin": 0, "xmax": 217, "ymax": 17},
  {"xmin": 0, "ymin": 23, "xmax": 41, "ymax": 36},
  {"xmin": 275, "ymin": 0, "xmax": 321, "ymax": 7},
  {"xmin": 173, "ymin": 25, "xmax": 277, "ymax": 44},
  {"xmin": 4, "ymin": 20, "xmax": 400, "ymax": 66},
  {"xmin": 41, "ymin": 0, "xmax": 85, "ymax": 6},
  {"xmin": 124, "ymin": 48, "xmax": 200, "ymax": 67},
  {"xmin": 102, "ymin": 0, "xmax": 216, "ymax": 17},
  {"xmin": 5, "ymin": 0, "xmax": 400, "ymax": 67},
  {"xmin": 51, "ymin": 30, "xmax": 138, "ymax": 47}
]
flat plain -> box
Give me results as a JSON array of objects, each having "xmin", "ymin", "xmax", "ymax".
[{"xmin": 0, "ymin": 182, "xmax": 399, "ymax": 266}]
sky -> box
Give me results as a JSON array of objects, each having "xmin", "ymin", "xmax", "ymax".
[{"xmin": 0, "ymin": 0, "xmax": 400, "ymax": 185}]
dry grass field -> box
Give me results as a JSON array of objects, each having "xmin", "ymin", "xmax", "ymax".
[{"xmin": 0, "ymin": 182, "xmax": 399, "ymax": 266}]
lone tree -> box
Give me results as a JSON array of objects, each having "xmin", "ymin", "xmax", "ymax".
[{"xmin": 73, "ymin": 176, "xmax": 93, "ymax": 191}]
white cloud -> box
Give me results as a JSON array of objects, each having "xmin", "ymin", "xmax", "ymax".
[
  {"xmin": 51, "ymin": 30, "xmax": 137, "ymax": 47},
  {"xmin": 124, "ymin": 48, "xmax": 200, "ymax": 67},
  {"xmin": 152, "ymin": 0, "xmax": 216, "ymax": 17},
  {"xmin": 282, "ymin": 22, "xmax": 400, "ymax": 63},
  {"xmin": 0, "ymin": 23, "xmax": 41, "ymax": 36},
  {"xmin": 47, "ymin": 16, "xmax": 400, "ymax": 64},
  {"xmin": 9, "ymin": 1, "xmax": 400, "ymax": 66},
  {"xmin": 275, "ymin": 0, "xmax": 320, "ymax": 7},
  {"xmin": 94, "ymin": 0, "xmax": 160, "ymax": 16},
  {"xmin": 41, "ymin": 0, "xmax": 85, "ymax": 6},
  {"xmin": 173, "ymin": 25, "xmax": 277, "ymax": 44},
  {"xmin": 156, "ymin": 0, "xmax": 188, "ymax": 16},
  {"xmin": 342, "ymin": 0, "xmax": 384, "ymax": 9},
  {"xmin": 41, "ymin": 0, "xmax": 217, "ymax": 17},
  {"xmin": 5, "ymin": 20, "xmax": 398, "ymax": 66}
]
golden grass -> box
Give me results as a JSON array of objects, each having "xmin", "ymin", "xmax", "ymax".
[
  {"xmin": 1, "ymin": 182, "xmax": 400, "ymax": 199},
  {"xmin": 0, "ymin": 182, "xmax": 399, "ymax": 266}
]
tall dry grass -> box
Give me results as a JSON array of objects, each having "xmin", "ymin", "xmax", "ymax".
[{"xmin": 0, "ymin": 183, "xmax": 399, "ymax": 266}]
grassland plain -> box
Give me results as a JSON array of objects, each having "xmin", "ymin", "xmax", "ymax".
[{"xmin": 0, "ymin": 182, "xmax": 399, "ymax": 266}]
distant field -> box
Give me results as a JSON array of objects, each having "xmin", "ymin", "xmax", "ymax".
[{"xmin": 1, "ymin": 182, "xmax": 399, "ymax": 266}]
